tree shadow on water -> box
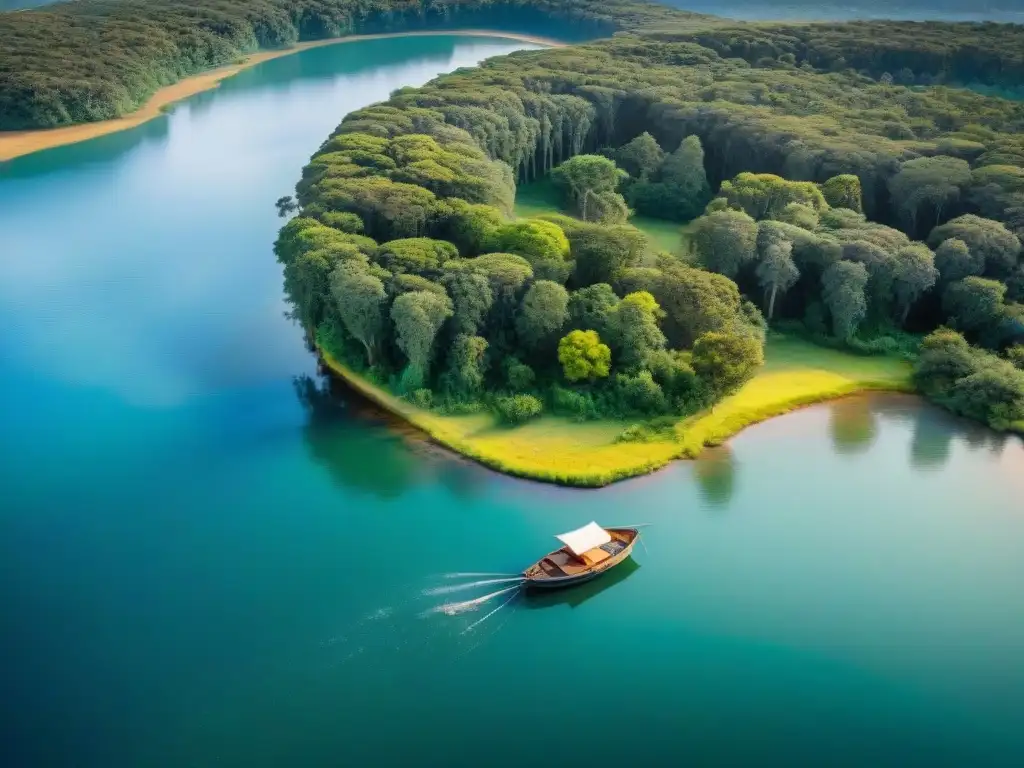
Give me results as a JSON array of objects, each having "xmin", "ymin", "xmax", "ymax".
[
  {"xmin": 828, "ymin": 397, "xmax": 879, "ymax": 456},
  {"xmin": 693, "ymin": 445, "xmax": 737, "ymax": 510},
  {"xmin": 910, "ymin": 406, "xmax": 956, "ymax": 471},
  {"xmin": 294, "ymin": 373, "xmax": 484, "ymax": 500},
  {"xmin": 908, "ymin": 401, "xmax": 1011, "ymax": 471},
  {"xmin": 294, "ymin": 373, "xmax": 423, "ymax": 499}
]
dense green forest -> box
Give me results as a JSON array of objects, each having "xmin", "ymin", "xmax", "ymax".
[
  {"xmin": 668, "ymin": 1, "xmax": 1024, "ymax": 23},
  {"xmin": 5, "ymin": 0, "xmax": 1024, "ymax": 130},
  {"xmin": 0, "ymin": 0, "xmax": 697, "ymax": 130},
  {"xmin": 4, "ymin": 0, "xmax": 1020, "ymax": 429},
  {"xmin": 276, "ymin": 13, "xmax": 1024, "ymax": 431}
]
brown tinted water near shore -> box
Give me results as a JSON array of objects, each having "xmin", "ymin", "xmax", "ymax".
[{"xmin": 0, "ymin": 30, "xmax": 562, "ymax": 163}]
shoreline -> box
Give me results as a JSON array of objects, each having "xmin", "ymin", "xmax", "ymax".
[
  {"xmin": 0, "ymin": 30, "xmax": 563, "ymax": 163},
  {"xmin": 317, "ymin": 343, "xmax": 915, "ymax": 487}
]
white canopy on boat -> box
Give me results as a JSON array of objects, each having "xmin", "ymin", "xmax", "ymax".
[{"xmin": 556, "ymin": 522, "xmax": 611, "ymax": 556}]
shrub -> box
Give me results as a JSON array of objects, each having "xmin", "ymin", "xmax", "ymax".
[
  {"xmin": 551, "ymin": 386, "xmax": 601, "ymax": 422},
  {"xmin": 913, "ymin": 328, "xmax": 1024, "ymax": 429},
  {"xmin": 494, "ymin": 394, "xmax": 544, "ymax": 424},
  {"xmin": 645, "ymin": 349, "xmax": 698, "ymax": 402},
  {"xmin": 408, "ymin": 388, "xmax": 433, "ymax": 409},
  {"xmin": 613, "ymin": 370, "xmax": 668, "ymax": 416},
  {"xmin": 614, "ymin": 416, "xmax": 679, "ymax": 443},
  {"xmin": 503, "ymin": 357, "xmax": 536, "ymax": 391},
  {"xmin": 435, "ymin": 398, "xmax": 486, "ymax": 416}
]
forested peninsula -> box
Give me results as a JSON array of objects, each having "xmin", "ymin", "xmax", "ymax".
[
  {"xmin": 266, "ymin": 0, "xmax": 1024, "ymax": 484},
  {"xmin": 7, "ymin": 0, "xmax": 1022, "ymax": 482}
]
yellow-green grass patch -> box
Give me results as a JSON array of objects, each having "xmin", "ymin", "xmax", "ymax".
[{"xmin": 319, "ymin": 334, "xmax": 914, "ymax": 486}]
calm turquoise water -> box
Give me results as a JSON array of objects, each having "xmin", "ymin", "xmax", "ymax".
[{"xmin": 2, "ymin": 35, "xmax": 1024, "ymax": 768}]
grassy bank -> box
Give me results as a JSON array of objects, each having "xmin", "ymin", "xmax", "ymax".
[
  {"xmin": 320, "ymin": 334, "xmax": 913, "ymax": 486},
  {"xmin": 513, "ymin": 179, "xmax": 695, "ymax": 258}
]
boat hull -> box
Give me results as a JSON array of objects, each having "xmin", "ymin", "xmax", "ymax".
[{"xmin": 522, "ymin": 528, "xmax": 638, "ymax": 590}]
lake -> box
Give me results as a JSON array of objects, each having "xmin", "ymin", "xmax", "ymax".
[{"xmin": 2, "ymin": 34, "xmax": 1024, "ymax": 768}]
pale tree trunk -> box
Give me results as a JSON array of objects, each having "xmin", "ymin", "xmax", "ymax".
[{"xmin": 767, "ymin": 284, "xmax": 778, "ymax": 320}]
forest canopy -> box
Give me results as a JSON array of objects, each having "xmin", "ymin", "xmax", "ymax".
[
  {"xmin": 9, "ymin": 0, "xmax": 1018, "ymax": 428},
  {"xmin": 272, "ymin": 4, "xmax": 1024, "ymax": 432}
]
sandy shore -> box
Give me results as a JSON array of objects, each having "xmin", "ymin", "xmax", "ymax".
[{"xmin": 0, "ymin": 30, "xmax": 563, "ymax": 163}]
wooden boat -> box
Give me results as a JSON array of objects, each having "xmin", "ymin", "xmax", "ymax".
[{"xmin": 522, "ymin": 522, "xmax": 640, "ymax": 590}]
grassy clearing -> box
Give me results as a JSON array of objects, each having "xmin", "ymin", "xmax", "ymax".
[
  {"xmin": 513, "ymin": 179, "xmax": 694, "ymax": 258},
  {"xmin": 320, "ymin": 333, "xmax": 914, "ymax": 486},
  {"xmin": 674, "ymin": 335, "xmax": 914, "ymax": 456}
]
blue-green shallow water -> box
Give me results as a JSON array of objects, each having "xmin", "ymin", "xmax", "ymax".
[{"xmin": 2, "ymin": 35, "xmax": 1024, "ymax": 768}]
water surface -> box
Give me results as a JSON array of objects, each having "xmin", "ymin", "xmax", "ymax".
[{"xmin": 2, "ymin": 34, "xmax": 1024, "ymax": 768}]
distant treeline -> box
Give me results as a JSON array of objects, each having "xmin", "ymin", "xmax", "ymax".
[
  {"xmin": 4, "ymin": 0, "xmax": 1024, "ymax": 131},
  {"xmin": 665, "ymin": 1, "xmax": 1024, "ymax": 23},
  {"xmin": 0, "ymin": 0, "xmax": 692, "ymax": 131}
]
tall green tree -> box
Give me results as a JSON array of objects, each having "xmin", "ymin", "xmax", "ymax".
[
  {"xmin": 390, "ymin": 290, "xmax": 453, "ymax": 389},
  {"xmin": 329, "ymin": 263, "xmax": 388, "ymax": 367},
  {"xmin": 934, "ymin": 237, "xmax": 981, "ymax": 284},
  {"xmin": 614, "ymin": 132, "xmax": 664, "ymax": 180},
  {"xmin": 821, "ymin": 174, "xmax": 863, "ymax": 213},
  {"xmin": 756, "ymin": 240, "xmax": 800, "ymax": 320},
  {"xmin": 551, "ymin": 154, "xmax": 628, "ymax": 222},
  {"xmin": 378, "ymin": 237, "xmax": 458, "ymax": 275},
  {"xmin": 609, "ymin": 291, "xmax": 666, "ymax": 369},
  {"xmin": 441, "ymin": 334, "xmax": 489, "ymax": 399},
  {"xmin": 558, "ymin": 330, "xmax": 611, "ymax": 382},
  {"xmin": 777, "ymin": 202, "xmax": 820, "ymax": 231},
  {"xmin": 928, "ymin": 214, "xmax": 1022, "ymax": 278},
  {"xmin": 942, "ymin": 276, "xmax": 1006, "ymax": 335},
  {"xmin": 822, "ymin": 261, "xmax": 869, "ymax": 339},
  {"xmin": 515, "ymin": 280, "xmax": 570, "ymax": 351},
  {"xmin": 891, "ymin": 243, "xmax": 939, "ymax": 325},
  {"xmin": 567, "ymin": 283, "xmax": 620, "ymax": 337},
  {"xmin": 692, "ymin": 209, "xmax": 759, "ymax": 279},
  {"xmin": 913, "ymin": 328, "xmax": 978, "ymax": 397},
  {"xmin": 442, "ymin": 270, "xmax": 493, "ymax": 336},
  {"xmin": 691, "ymin": 332, "xmax": 764, "ymax": 396},
  {"xmin": 628, "ymin": 135, "xmax": 711, "ymax": 222},
  {"xmin": 888, "ymin": 156, "xmax": 971, "ymax": 235},
  {"xmin": 544, "ymin": 216, "xmax": 646, "ymax": 287}
]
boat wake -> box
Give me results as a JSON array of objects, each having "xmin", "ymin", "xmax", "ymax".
[
  {"xmin": 461, "ymin": 590, "xmax": 521, "ymax": 633},
  {"xmin": 422, "ymin": 576, "xmax": 525, "ymax": 596},
  {"xmin": 317, "ymin": 572, "xmax": 525, "ymax": 670},
  {"xmin": 424, "ymin": 583, "xmax": 523, "ymax": 616}
]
